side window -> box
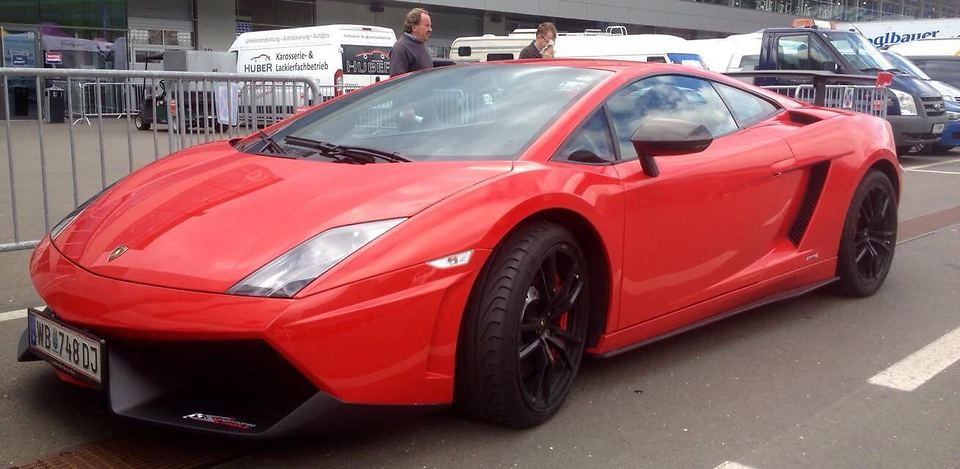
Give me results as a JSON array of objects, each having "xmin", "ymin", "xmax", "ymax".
[
  {"xmin": 606, "ymin": 75, "xmax": 738, "ymax": 159},
  {"xmin": 714, "ymin": 82, "xmax": 780, "ymax": 128},
  {"xmin": 554, "ymin": 110, "xmax": 617, "ymax": 164},
  {"xmin": 776, "ymin": 34, "xmax": 835, "ymax": 71},
  {"xmin": 736, "ymin": 54, "xmax": 760, "ymax": 71}
]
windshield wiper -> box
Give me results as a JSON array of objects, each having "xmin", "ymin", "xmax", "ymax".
[
  {"xmin": 257, "ymin": 130, "xmax": 286, "ymax": 154},
  {"xmin": 860, "ymin": 67, "xmax": 886, "ymax": 73},
  {"xmin": 884, "ymin": 68, "xmax": 912, "ymax": 76},
  {"xmin": 283, "ymin": 135, "xmax": 411, "ymax": 163},
  {"xmin": 337, "ymin": 144, "xmax": 411, "ymax": 163}
]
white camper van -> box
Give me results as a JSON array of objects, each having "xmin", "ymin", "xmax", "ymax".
[
  {"xmin": 229, "ymin": 24, "xmax": 396, "ymax": 94},
  {"xmin": 686, "ymin": 33, "xmax": 763, "ymax": 73},
  {"xmin": 552, "ymin": 34, "xmax": 706, "ymax": 67},
  {"xmin": 450, "ymin": 29, "xmax": 536, "ymax": 63},
  {"xmin": 450, "ymin": 26, "xmax": 706, "ymax": 67}
]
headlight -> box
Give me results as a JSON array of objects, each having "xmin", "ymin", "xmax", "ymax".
[
  {"xmin": 943, "ymin": 94, "xmax": 957, "ymax": 102},
  {"xmin": 947, "ymin": 111, "xmax": 960, "ymax": 122},
  {"xmin": 49, "ymin": 184, "xmax": 115, "ymax": 241},
  {"xmin": 891, "ymin": 89, "xmax": 918, "ymax": 116},
  {"xmin": 227, "ymin": 218, "xmax": 406, "ymax": 298}
]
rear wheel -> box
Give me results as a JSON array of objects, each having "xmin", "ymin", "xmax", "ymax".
[
  {"xmin": 134, "ymin": 114, "xmax": 151, "ymax": 131},
  {"xmin": 835, "ymin": 171, "xmax": 897, "ymax": 297},
  {"xmin": 455, "ymin": 222, "xmax": 590, "ymax": 428}
]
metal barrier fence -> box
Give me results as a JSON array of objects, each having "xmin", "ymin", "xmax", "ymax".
[
  {"xmin": 760, "ymin": 84, "xmax": 889, "ymax": 118},
  {"xmin": 726, "ymin": 70, "xmax": 891, "ymax": 119},
  {"xmin": 0, "ymin": 68, "xmax": 325, "ymax": 252}
]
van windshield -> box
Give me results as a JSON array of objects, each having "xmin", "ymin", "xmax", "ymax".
[
  {"xmin": 823, "ymin": 32, "xmax": 893, "ymax": 72},
  {"xmin": 273, "ymin": 65, "xmax": 611, "ymax": 161},
  {"xmin": 882, "ymin": 51, "xmax": 931, "ymax": 79}
]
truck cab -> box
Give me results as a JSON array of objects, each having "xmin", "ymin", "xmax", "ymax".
[{"xmin": 757, "ymin": 27, "xmax": 946, "ymax": 152}]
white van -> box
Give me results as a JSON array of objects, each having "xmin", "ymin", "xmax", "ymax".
[
  {"xmin": 450, "ymin": 26, "xmax": 706, "ymax": 67},
  {"xmin": 229, "ymin": 24, "xmax": 397, "ymax": 95},
  {"xmin": 553, "ymin": 34, "xmax": 706, "ymax": 67},
  {"xmin": 449, "ymin": 29, "xmax": 537, "ymax": 63},
  {"xmin": 686, "ymin": 33, "xmax": 763, "ymax": 73}
]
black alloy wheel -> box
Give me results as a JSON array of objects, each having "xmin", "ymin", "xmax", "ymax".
[
  {"xmin": 517, "ymin": 244, "xmax": 587, "ymax": 412},
  {"xmin": 852, "ymin": 185, "xmax": 896, "ymax": 282},
  {"xmin": 836, "ymin": 170, "xmax": 898, "ymax": 297},
  {"xmin": 455, "ymin": 222, "xmax": 590, "ymax": 428}
]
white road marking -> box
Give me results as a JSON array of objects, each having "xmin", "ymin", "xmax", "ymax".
[
  {"xmin": 868, "ymin": 326, "xmax": 960, "ymax": 392},
  {"xmin": 0, "ymin": 309, "xmax": 28, "ymax": 322},
  {"xmin": 714, "ymin": 462, "xmax": 758, "ymax": 469},
  {"xmin": 902, "ymin": 169, "xmax": 960, "ymax": 175},
  {"xmin": 902, "ymin": 157, "xmax": 960, "ymax": 171},
  {"xmin": 0, "ymin": 306, "xmax": 43, "ymax": 322}
]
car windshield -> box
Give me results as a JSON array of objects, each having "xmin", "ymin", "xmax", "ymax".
[
  {"xmin": 273, "ymin": 64, "xmax": 611, "ymax": 161},
  {"xmin": 882, "ymin": 51, "xmax": 931, "ymax": 79},
  {"xmin": 823, "ymin": 32, "xmax": 894, "ymax": 72}
]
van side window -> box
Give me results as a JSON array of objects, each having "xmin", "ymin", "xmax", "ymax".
[
  {"xmin": 713, "ymin": 83, "xmax": 779, "ymax": 128},
  {"xmin": 553, "ymin": 110, "xmax": 617, "ymax": 164},
  {"xmin": 737, "ymin": 54, "xmax": 760, "ymax": 71},
  {"xmin": 487, "ymin": 53, "xmax": 514, "ymax": 61},
  {"xmin": 776, "ymin": 35, "xmax": 834, "ymax": 71},
  {"xmin": 606, "ymin": 75, "xmax": 738, "ymax": 159}
]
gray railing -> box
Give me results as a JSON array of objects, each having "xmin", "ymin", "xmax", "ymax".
[
  {"xmin": 0, "ymin": 68, "xmax": 327, "ymax": 252},
  {"xmin": 726, "ymin": 70, "xmax": 890, "ymax": 119}
]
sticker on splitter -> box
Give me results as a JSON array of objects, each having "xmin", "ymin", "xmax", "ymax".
[{"xmin": 182, "ymin": 412, "xmax": 257, "ymax": 430}]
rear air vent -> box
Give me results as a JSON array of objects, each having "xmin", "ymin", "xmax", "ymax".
[
  {"xmin": 788, "ymin": 162, "xmax": 830, "ymax": 246},
  {"xmin": 786, "ymin": 109, "xmax": 824, "ymax": 126}
]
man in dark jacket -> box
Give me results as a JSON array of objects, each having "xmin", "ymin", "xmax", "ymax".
[
  {"xmin": 389, "ymin": 8, "xmax": 433, "ymax": 76},
  {"xmin": 518, "ymin": 22, "xmax": 557, "ymax": 59}
]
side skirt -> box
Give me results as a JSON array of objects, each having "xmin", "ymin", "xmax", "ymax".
[{"xmin": 597, "ymin": 277, "xmax": 838, "ymax": 358}]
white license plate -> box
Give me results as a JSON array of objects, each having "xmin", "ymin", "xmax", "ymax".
[
  {"xmin": 933, "ymin": 123, "xmax": 945, "ymax": 135},
  {"xmin": 28, "ymin": 310, "xmax": 103, "ymax": 384}
]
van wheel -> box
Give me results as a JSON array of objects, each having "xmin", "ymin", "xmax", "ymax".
[
  {"xmin": 134, "ymin": 115, "xmax": 151, "ymax": 131},
  {"xmin": 455, "ymin": 222, "xmax": 590, "ymax": 428}
]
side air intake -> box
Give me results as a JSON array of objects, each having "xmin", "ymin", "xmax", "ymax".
[{"xmin": 788, "ymin": 162, "xmax": 829, "ymax": 246}]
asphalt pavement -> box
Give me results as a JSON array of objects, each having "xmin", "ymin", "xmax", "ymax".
[{"xmin": 1, "ymin": 137, "xmax": 959, "ymax": 467}]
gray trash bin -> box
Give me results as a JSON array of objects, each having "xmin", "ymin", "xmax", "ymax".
[{"xmin": 44, "ymin": 87, "xmax": 65, "ymax": 123}]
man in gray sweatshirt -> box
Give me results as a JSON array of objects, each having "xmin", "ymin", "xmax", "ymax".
[{"xmin": 390, "ymin": 8, "xmax": 434, "ymax": 77}]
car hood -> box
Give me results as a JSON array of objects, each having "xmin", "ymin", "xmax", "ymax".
[{"xmin": 54, "ymin": 141, "xmax": 512, "ymax": 293}]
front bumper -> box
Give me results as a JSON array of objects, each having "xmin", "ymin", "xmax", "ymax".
[
  {"xmin": 18, "ymin": 328, "xmax": 439, "ymax": 438},
  {"xmin": 938, "ymin": 121, "xmax": 960, "ymax": 147},
  {"xmin": 888, "ymin": 115, "xmax": 948, "ymax": 146},
  {"xmin": 22, "ymin": 237, "xmax": 488, "ymax": 437}
]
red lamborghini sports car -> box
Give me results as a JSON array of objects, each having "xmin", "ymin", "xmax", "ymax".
[{"xmin": 19, "ymin": 60, "xmax": 900, "ymax": 437}]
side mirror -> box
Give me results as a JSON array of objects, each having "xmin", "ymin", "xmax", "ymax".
[
  {"xmin": 630, "ymin": 118, "xmax": 713, "ymax": 177},
  {"xmin": 822, "ymin": 61, "xmax": 839, "ymax": 73}
]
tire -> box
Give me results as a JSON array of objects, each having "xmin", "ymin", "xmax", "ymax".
[
  {"xmin": 134, "ymin": 114, "xmax": 151, "ymax": 131},
  {"xmin": 927, "ymin": 144, "xmax": 955, "ymax": 154},
  {"xmin": 455, "ymin": 222, "xmax": 590, "ymax": 428},
  {"xmin": 835, "ymin": 170, "xmax": 898, "ymax": 297}
]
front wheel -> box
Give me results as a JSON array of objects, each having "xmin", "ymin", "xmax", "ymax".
[
  {"xmin": 835, "ymin": 171, "xmax": 898, "ymax": 297},
  {"xmin": 134, "ymin": 114, "xmax": 151, "ymax": 131},
  {"xmin": 455, "ymin": 222, "xmax": 590, "ymax": 428}
]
